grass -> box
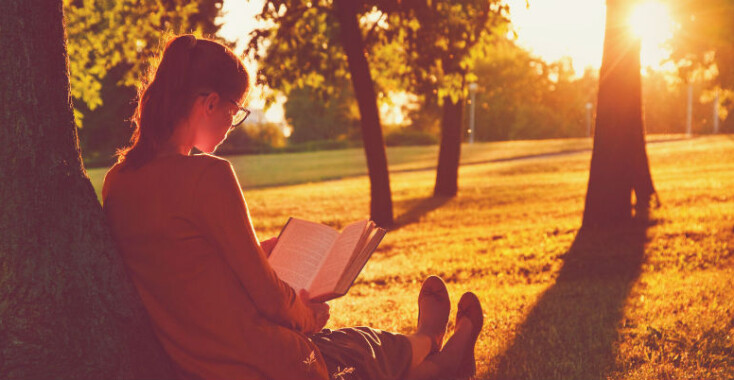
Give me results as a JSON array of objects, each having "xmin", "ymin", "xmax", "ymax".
[
  {"xmin": 87, "ymin": 137, "xmax": 598, "ymax": 198},
  {"xmin": 89, "ymin": 134, "xmax": 733, "ymax": 379},
  {"xmin": 86, "ymin": 134, "xmax": 680, "ymax": 199}
]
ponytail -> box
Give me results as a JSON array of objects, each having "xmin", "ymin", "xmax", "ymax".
[{"xmin": 116, "ymin": 35, "xmax": 248, "ymax": 170}]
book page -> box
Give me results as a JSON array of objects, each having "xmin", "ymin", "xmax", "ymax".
[
  {"xmin": 308, "ymin": 220, "xmax": 369, "ymax": 297},
  {"xmin": 268, "ymin": 218, "xmax": 339, "ymax": 292},
  {"xmin": 336, "ymin": 227, "xmax": 386, "ymax": 293}
]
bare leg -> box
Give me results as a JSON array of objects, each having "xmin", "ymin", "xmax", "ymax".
[
  {"xmin": 405, "ymin": 318, "xmax": 474, "ymax": 380},
  {"xmin": 406, "ymin": 333, "xmax": 432, "ymax": 368}
]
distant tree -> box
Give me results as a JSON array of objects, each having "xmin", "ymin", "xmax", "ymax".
[
  {"xmin": 667, "ymin": 0, "xmax": 734, "ymax": 132},
  {"xmin": 668, "ymin": 0, "xmax": 734, "ymax": 88},
  {"xmin": 249, "ymin": 0, "xmax": 395, "ymax": 227},
  {"xmin": 583, "ymin": 0, "xmax": 657, "ymax": 227},
  {"xmin": 395, "ymin": 0, "xmax": 508, "ymax": 197},
  {"xmin": 642, "ymin": 69, "xmax": 687, "ymax": 134},
  {"xmin": 469, "ymin": 38, "xmax": 597, "ymax": 141},
  {"xmin": 0, "ymin": 1, "xmax": 173, "ymax": 378},
  {"xmin": 285, "ymin": 79, "xmax": 360, "ymax": 143}
]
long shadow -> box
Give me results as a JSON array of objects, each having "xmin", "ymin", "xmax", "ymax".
[
  {"xmin": 489, "ymin": 217, "xmax": 652, "ymax": 379},
  {"xmin": 391, "ymin": 195, "xmax": 452, "ymax": 231}
]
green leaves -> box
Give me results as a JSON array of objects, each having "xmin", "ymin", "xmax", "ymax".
[
  {"xmin": 64, "ymin": 0, "xmax": 212, "ymax": 124},
  {"xmin": 389, "ymin": 0, "xmax": 509, "ymax": 104}
]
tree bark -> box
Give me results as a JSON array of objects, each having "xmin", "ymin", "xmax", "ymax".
[
  {"xmin": 434, "ymin": 56, "xmax": 466, "ymax": 198},
  {"xmin": 434, "ymin": 95, "xmax": 465, "ymax": 197},
  {"xmin": 333, "ymin": 0, "xmax": 394, "ymax": 227},
  {"xmin": 583, "ymin": 0, "xmax": 657, "ymax": 227},
  {"xmin": 0, "ymin": 1, "xmax": 174, "ymax": 378}
]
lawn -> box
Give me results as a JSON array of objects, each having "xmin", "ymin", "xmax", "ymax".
[{"xmin": 90, "ymin": 134, "xmax": 733, "ymax": 379}]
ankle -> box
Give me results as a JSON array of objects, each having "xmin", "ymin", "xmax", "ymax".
[{"xmin": 414, "ymin": 329, "xmax": 442, "ymax": 354}]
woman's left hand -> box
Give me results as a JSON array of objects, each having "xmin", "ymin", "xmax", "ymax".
[
  {"xmin": 260, "ymin": 237, "xmax": 278, "ymax": 257},
  {"xmin": 299, "ymin": 290, "xmax": 330, "ymax": 333}
]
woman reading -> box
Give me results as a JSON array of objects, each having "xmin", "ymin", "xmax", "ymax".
[{"xmin": 102, "ymin": 34, "xmax": 483, "ymax": 380}]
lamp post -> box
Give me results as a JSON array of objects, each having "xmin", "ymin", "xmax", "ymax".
[
  {"xmin": 713, "ymin": 89, "xmax": 720, "ymax": 134},
  {"xmin": 585, "ymin": 102, "xmax": 593, "ymax": 138},
  {"xmin": 468, "ymin": 82, "xmax": 478, "ymax": 144},
  {"xmin": 686, "ymin": 82, "xmax": 693, "ymax": 137}
]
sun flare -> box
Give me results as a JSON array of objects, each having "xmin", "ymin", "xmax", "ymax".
[{"xmin": 628, "ymin": 1, "xmax": 676, "ymax": 68}]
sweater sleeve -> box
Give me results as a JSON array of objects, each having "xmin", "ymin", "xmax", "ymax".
[{"xmin": 192, "ymin": 159, "xmax": 317, "ymax": 333}]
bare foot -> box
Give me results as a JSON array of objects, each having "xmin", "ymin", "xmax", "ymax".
[
  {"xmin": 416, "ymin": 276, "xmax": 450, "ymax": 354},
  {"xmin": 455, "ymin": 292, "xmax": 483, "ymax": 379},
  {"xmin": 417, "ymin": 317, "xmax": 474, "ymax": 379}
]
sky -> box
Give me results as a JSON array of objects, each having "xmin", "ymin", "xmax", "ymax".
[{"xmin": 504, "ymin": 0, "xmax": 606, "ymax": 73}]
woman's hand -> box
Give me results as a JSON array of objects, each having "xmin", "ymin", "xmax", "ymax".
[
  {"xmin": 298, "ymin": 290, "xmax": 330, "ymax": 334},
  {"xmin": 260, "ymin": 237, "xmax": 278, "ymax": 258}
]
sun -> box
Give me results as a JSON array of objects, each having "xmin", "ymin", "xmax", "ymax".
[{"xmin": 628, "ymin": 1, "xmax": 676, "ymax": 68}]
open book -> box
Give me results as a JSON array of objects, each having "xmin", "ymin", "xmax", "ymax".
[{"xmin": 267, "ymin": 218, "xmax": 386, "ymax": 302}]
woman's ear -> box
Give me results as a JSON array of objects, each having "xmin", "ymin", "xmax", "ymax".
[{"xmin": 203, "ymin": 92, "xmax": 220, "ymax": 114}]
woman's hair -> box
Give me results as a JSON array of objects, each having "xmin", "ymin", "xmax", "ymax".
[{"xmin": 116, "ymin": 34, "xmax": 249, "ymax": 170}]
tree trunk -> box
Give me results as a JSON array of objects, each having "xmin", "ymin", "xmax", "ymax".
[
  {"xmin": 0, "ymin": 2, "xmax": 174, "ymax": 378},
  {"xmin": 333, "ymin": 0, "xmax": 394, "ymax": 227},
  {"xmin": 583, "ymin": 0, "xmax": 656, "ymax": 227},
  {"xmin": 434, "ymin": 95, "xmax": 465, "ymax": 197}
]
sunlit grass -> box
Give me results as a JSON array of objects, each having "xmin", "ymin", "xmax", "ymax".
[
  {"xmin": 86, "ymin": 135, "xmax": 681, "ymax": 200},
  {"xmin": 88, "ymin": 134, "xmax": 733, "ymax": 378},
  {"xmin": 87, "ymin": 138, "xmax": 598, "ymax": 198}
]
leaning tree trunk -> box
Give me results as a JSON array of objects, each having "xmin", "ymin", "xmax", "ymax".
[
  {"xmin": 333, "ymin": 0, "xmax": 394, "ymax": 227},
  {"xmin": 583, "ymin": 0, "xmax": 656, "ymax": 227},
  {"xmin": 434, "ymin": 62, "xmax": 466, "ymax": 198},
  {"xmin": 0, "ymin": 2, "xmax": 173, "ymax": 378}
]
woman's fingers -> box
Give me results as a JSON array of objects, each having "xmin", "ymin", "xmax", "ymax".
[{"xmin": 260, "ymin": 237, "xmax": 279, "ymax": 257}]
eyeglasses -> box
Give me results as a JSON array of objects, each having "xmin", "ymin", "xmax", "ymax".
[
  {"xmin": 228, "ymin": 99, "xmax": 251, "ymax": 128},
  {"xmin": 199, "ymin": 92, "xmax": 251, "ymax": 128}
]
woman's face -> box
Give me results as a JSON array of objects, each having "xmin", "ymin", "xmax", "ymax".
[{"xmin": 193, "ymin": 92, "xmax": 244, "ymax": 153}]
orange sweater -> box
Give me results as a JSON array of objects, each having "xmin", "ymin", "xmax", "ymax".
[{"xmin": 102, "ymin": 153, "xmax": 329, "ymax": 380}]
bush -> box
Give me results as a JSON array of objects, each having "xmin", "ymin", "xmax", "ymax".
[
  {"xmin": 278, "ymin": 139, "xmax": 356, "ymax": 153},
  {"xmin": 384, "ymin": 129, "xmax": 438, "ymax": 146},
  {"xmin": 216, "ymin": 123, "xmax": 286, "ymax": 155}
]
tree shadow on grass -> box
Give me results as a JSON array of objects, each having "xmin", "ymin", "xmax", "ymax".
[
  {"xmin": 391, "ymin": 195, "xmax": 452, "ymax": 231},
  {"xmin": 489, "ymin": 217, "xmax": 653, "ymax": 380}
]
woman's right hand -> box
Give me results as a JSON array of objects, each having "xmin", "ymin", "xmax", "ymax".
[{"xmin": 298, "ymin": 289, "xmax": 330, "ymax": 334}]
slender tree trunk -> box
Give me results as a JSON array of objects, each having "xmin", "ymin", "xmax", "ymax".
[
  {"xmin": 583, "ymin": 0, "xmax": 656, "ymax": 227},
  {"xmin": 434, "ymin": 95, "xmax": 465, "ymax": 197},
  {"xmin": 333, "ymin": 0, "xmax": 394, "ymax": 227},
  {"xmin": 434, "ymin": 59, "xmax": 466, "ymax": 198},
  {"xmin": 0, "ymin": 2, "xmax": 173, "ymax": 378}
]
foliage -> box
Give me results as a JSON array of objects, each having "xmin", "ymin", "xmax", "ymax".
[
  {"xmin": 388, "ymin": 0, "xmax": 509, "ymax": 104},
  {"xmin": 247, "ymin": 3, "xmax": 350, "ymax": 105},
  {"xmin": 666, "ymin": 0, "xmax": 734, "ymax": 121},
  {"xmin": 405, "ymin": 95, "xmax": 442, "ymax": 135},
  {"xmin": 64, "ymin": 0, "xmax": 202, "ymax": 112},
  {"xmin": 469, "ymin": 39, "xmax": 597, "ymax": 141},
  {"xmin": 246, "ymin": 0, "xmax": 508, "ymax": 130},
  {"xmin": 667, "ymin": 0, "xmax": 734, "ymax": 86},
  {"xmin": 66, "ymin": 0, "xmax": 225, "ymax": 166},
  {"xmin": 284, "ymin": 78, "xmax": 360, "ymax": 143},
  {"xmin": 215, "ymin": 122, "xmax": 287, "ymax": 155},
  {"xmin": 384, "ymin": 129, "xmax": 437, "ymax": 146},
  {"xmin": 245, "ymin": 0, "xmax": 410, "ymax": 128}
]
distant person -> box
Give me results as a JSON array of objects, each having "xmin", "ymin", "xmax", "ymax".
[{"xmin": 102, "ymin": 34, "xmax": 483, "ymax": 380}]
